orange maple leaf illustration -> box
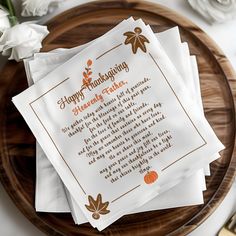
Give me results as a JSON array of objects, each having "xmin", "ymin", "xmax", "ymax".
[
  {"xmin": 85, "ymin": 194, "xmax": 110, "ymax": 220},
  {"xmin": 123, "ymin": 27, "xmax": 149, "ymax": 54}
]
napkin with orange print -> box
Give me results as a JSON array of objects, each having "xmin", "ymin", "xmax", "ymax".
[
  {"xmin": 14, "ymin": 18, "xmax": 224, "ymax": 230},
  {"xmin": 25, "ymin": 26, "xmax": 209, "ymax": 225}
]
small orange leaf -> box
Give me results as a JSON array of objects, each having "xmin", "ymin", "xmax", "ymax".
[
  {"xmin": 88, "ymin": 78, "xmax": 92, "ymax": 83},
  {"xmin": 83, "ymin": 78, "xmax": 89, "ymax": 85},
  {"xmin": 83, "ymin": 72, "xmax": 88, "ymax": 78},
  {"xmin": 87, "ymin": 59, "xmax": 92, "ymax": 67},
  {"xmin": 88, "ymin": 71, "xmax": 92, "ymax": 75}
]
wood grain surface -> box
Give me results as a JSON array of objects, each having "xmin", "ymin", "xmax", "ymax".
[{"xmin": 0, "ymin": 1, "xmax": 236, "ymax": 235}]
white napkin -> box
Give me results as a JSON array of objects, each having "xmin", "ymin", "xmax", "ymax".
[
  {"xmin": 14, "ymin": 18, "xmax": 223, "ymax": 230},
  {"xmin": 23, "ymin": 26, "xmax": 207, "ymax": 216}
]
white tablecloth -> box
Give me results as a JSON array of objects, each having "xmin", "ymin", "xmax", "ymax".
[{"xmin": 0, "ymin": 0, "xmax": 235, "ymax": 235}]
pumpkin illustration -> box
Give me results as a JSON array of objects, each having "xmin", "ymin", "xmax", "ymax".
[{"xmin": 144, "ymin": 171, "xmax": 158, "ymax": 184}]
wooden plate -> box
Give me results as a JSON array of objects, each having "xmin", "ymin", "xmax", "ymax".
[{"xmin": 0, "ymin": 1, "xmax": 235, "ymax": 235}]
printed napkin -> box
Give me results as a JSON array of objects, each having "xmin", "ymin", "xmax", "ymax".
[
  {"xmin": 24, "ymin": 26, "xmax": 208, "ymax": 222},
  {"xmin": 14, "ymin": 18, "xmax": 224, "ymax": 230}
]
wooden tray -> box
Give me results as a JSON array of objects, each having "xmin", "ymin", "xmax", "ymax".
[{"xmin": 0, "ymin": 1, "xmax": 236, "ymax": 235}]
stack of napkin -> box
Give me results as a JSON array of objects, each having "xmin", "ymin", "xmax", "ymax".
[{"xmin": 13, "ymin": 18, "xmax": 224, "ymax": 231}]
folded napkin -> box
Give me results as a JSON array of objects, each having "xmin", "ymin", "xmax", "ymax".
[
  {"xmin": 25, "ymin": 26, "xmax": 209, "ymax": 223},
  {"xmin": 14, "ymin": 18, "xmax": 224, "ymax": 230}
]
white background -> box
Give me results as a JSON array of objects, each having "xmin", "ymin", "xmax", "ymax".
[{"xmin": 0, "ymin": 0, "xmax": 235, "ymax": 235}]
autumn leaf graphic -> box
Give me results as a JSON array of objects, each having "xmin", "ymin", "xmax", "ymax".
[
  {"xmin": 123, "ymin": 27, "xmax": 150, "ymax": 54},
  {"xmin": 82, "ymin": 59, "xmax": 93, "ymax": 87},
  {"xmin": 85, "ymin": 193, "xmax": 110, "ymax": 219},
  {"xmin": 87, "ymin": 59, "xmax": 92, "ymax": 67},
  {"xmin": 83, "ymin": 71, "xmax": 88, "ymax": 78}
]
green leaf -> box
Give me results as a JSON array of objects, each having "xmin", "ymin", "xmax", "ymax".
[{"xmin": 0, "ymin": 0, "xmax": 18, "ymax": 26}]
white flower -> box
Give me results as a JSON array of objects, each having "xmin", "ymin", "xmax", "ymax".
[
  {"xmin": 188, "ymin": 0, "xmax": 236, "ymax": 23},
  {"xmin": 21, "ymin": 0, "xmax": 63, "ymax": 17},
  {"xmin": 0, "ymin": 22, "xmax": 49, "ymax": 61},
  {"xmin": 0, "ymin": 7, "xmax": 10, "ymax": 34}
]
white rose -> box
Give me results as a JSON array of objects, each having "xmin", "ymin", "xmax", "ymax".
[
  {"xmin": 0, "ymin": 7, "xmax": 10, "ymax": 34},
  {"xmin": 21, "ymin": 0, "xmax": 63, "ymax": 17},
  {"xmin": 188, "ymin": 0, "xmax": 236, "ymax": 23},
  {"xmin": 0, "ymin": 22, "xmax": 49, "ymax": 61}
]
